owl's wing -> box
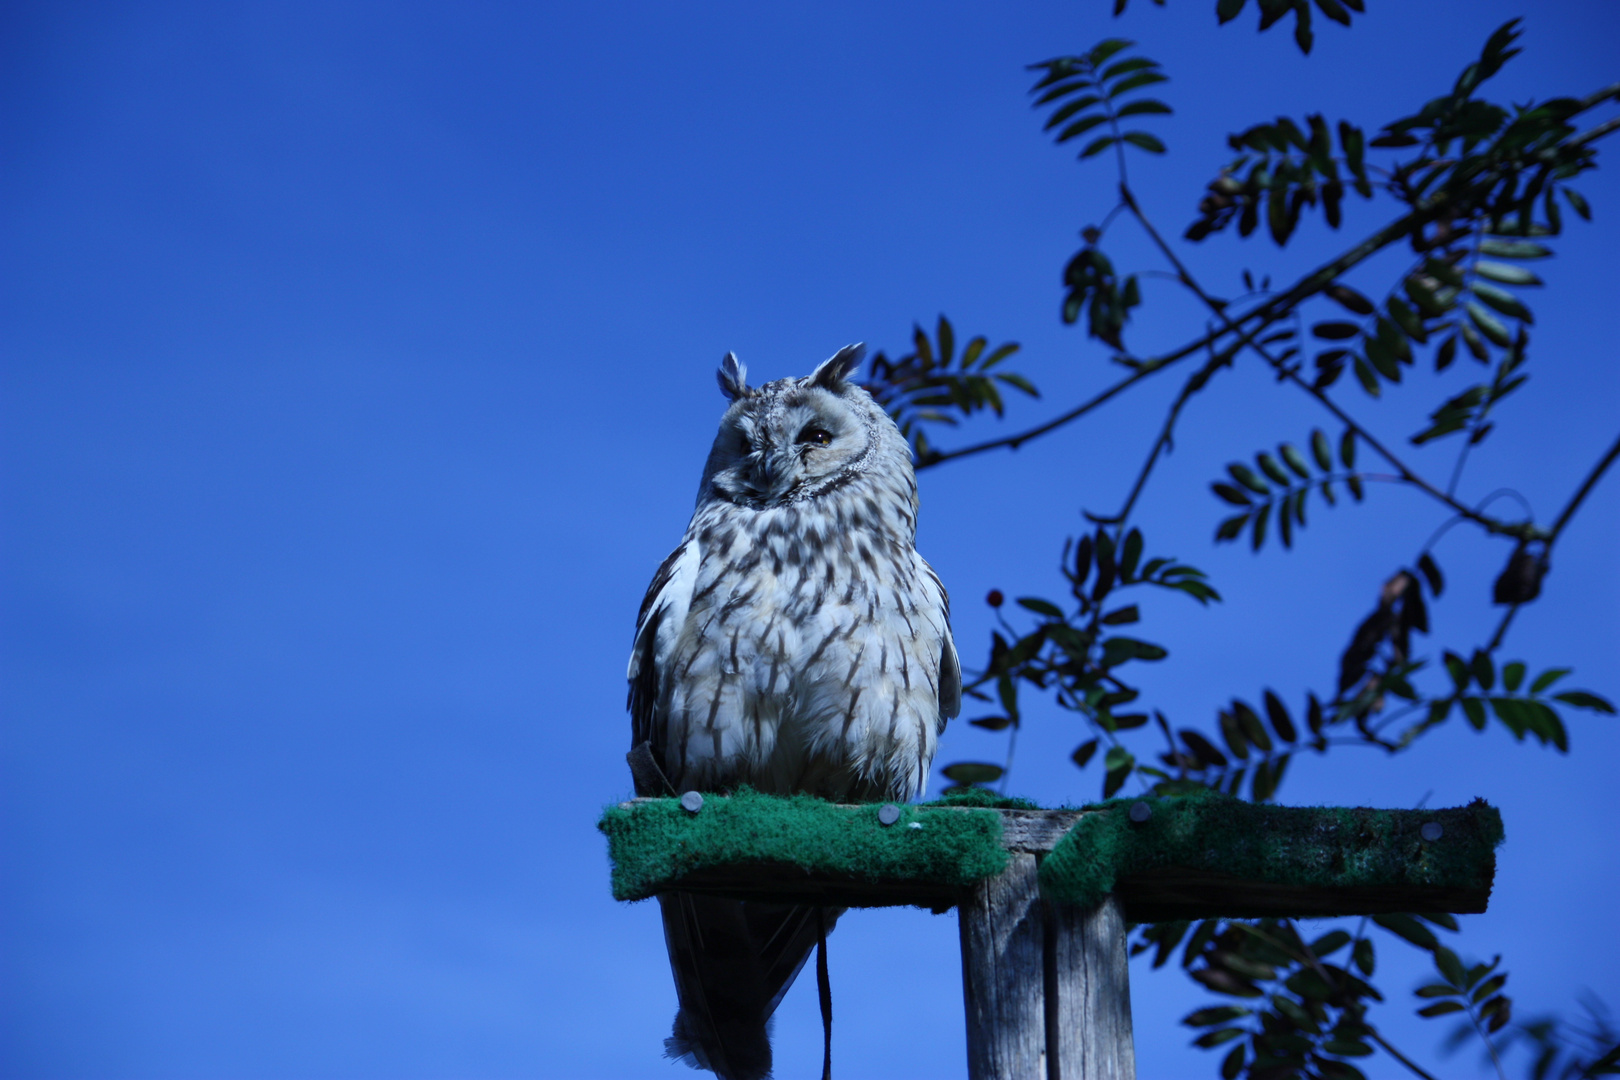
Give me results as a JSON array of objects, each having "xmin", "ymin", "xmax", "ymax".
[
  {"xmin": 919, "ymin": 555, "xmax": 962, "ymax": 723},
  {"xmin": 627, "ymin": 539, "xmax": 700, "ymax": 759}
]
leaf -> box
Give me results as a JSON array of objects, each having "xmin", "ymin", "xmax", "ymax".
[
  {"xmin": 1554, "ymin": 690, "xmax": 1616, "ymax": 714},
  {"xmin": 1072, "ymin": 739, "xmax": 1100, "ymax": 768},
  {"xmin": 1326, "ymin": 284, "xmax": 1376, "ymax": 315},
  {"xmin": 1216, "ymin": 0, "xmax": 1247, "ymax": 23},
  {"xmin": 1100, "ymin": 57, "xmax": 1156, "ymax": 82},
  {"xmin": 1056, "ymin": 112, "xmax": 1111, "ymax": 143},
  {"xmin": 1257, "ymin": 452, "xmax": 1291, "ymax": 486},
  {"xmin": 1109, "ymin": 71, "xmax": 1169, "ymax": 96},
  {"xmin": 1116, "ymin": 99, "xmax": 1173, "ymax": 118},
  {"xmin": 1101, "ymin": 604, "xmax": 1141, "ymax": 625},
  {"xmin": 1471, "ymin": 281, "xmax": 1534, "ymax": 323},
  {"xmin": 1185, "ymin": 1005, "xmax": 1252, "ymax": 1028},
  {"xmin": 1017, "ymin": 597, "xmax": 1065, "ymax": 618},
  {"xmin": 1386, "ymin": 297, "xmax": 1427, "ymax": 343},
  {"xmin": 1080, "ymin": 135, "xmax": 1116, "ymax": 158},
  {"xmin": 1313, "ymin": 320, "xmax": 1361, "ymax": 340},
  {"xmin": 1219, "ymin": 710, "xmax": 1250, "ymax": 760},
  {"xmin": 1228, "ymin": 462, "xmax": 1271, "ymax": 495},
  {"xmin": 1502, "ymin": 661, "xmax": 1526, "ymax": 692},
  {"xmin": 1250, "ymin": 501, "xmax": 1269, "ymax": 550},
  {"xmin": 1474, "ymin": 260, "xmax": 1543, "ymax": 286},
  {"xmin": 1363, "ymin": 334, "xmax": 1401, "ymax": 381},
  {"xmin": 1120, "ymin": 131, "xmax": 1167, "ymax": 154},
  {"xmin": 1264, "ymin": 690, "xmax": 1297, "ymax": 742},
  {"xmin": 1180, "ymin": 729, "xmax": 1229, "ymax": 769},
  {"xmin": 1529, "ymin": 667, "xmax": 1570, "ymax": 693},
  {"xmin": 1233, "ymin": 701, "xmax": 1273, "ymax": 752},
  {"xmin": 1353, "ymin": 937, "xmax": 1375, "ymax": 975},
  {"xmin": 1120, "ymin": 528, "xmax": 1143, "ymax": 580},
  {"xmin": 1339, "ymin": 429, "xmax": 1356, "ymax": 467},
  {"xmin": 1216, "ymin": 513, "xmax": 1248, "ymax": 542},
  {"xmin": 1416, "ymin": 982, "xmax": 1459, "ymax": 998},
  {"xmin": 1373, "ymin": 913, "xmax": 1438, "ymax": 951},
  {"xmin": 1213, "ymin": 482, "xmax": 1252, "ymax": 506},
  {"xmin": 1310, "ymin": 930, "xmax": 1352, "ymax": 958},
  {"xmin": 941, "ymin": 762, "xmax": 1004, "ymax": 785},
  {"xmin": 1417, "ymin": 553, "xmax": 1444, "ymax": 597},
  {"xmin": 969, "ymin": 716, "xmax": 1014, "ymax": 731},
  {"xmin": 1307, "ymin": 430, "xmax": 1332, "ymax": 472},
  {"xmin": 1418, "ymin": 1001, "xmax": 1466, "ymax": 1017},
  {"xmin": 1478, "ymin": 238, "xmax": 1552, "ymax": 259},
  {"xmin": 1102, "ymin": 636, "xmax": 1169, "ymax": 665},
  {"xmin": 1434, "ymin": 946, "xmax": 1466, "ymax": 987},
  {"xmin": 1102, "ymin": 753, "xmax": 1134, "ymax": 798}
]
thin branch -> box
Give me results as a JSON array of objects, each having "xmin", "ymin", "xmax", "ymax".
[
  {"xmin": 1446, "ymin": 228, "xmax": 1493, "ymax": 499},
  {"xmin": 1119, "ymin": 183, "xmax": 1529, "ymax": 538},
  {"xmin": 1368, "ymin": 1028, "xmax": 1446, "ymax": 1080},
  {"xmin": 1278, "ymin": 368, "xmax": 1533, "ymax": 536},
  {"xmin": 920, "ymin": 79, "xmax": 1620, "ymax": 473},
  {"xmin": 918, "ymin": 361, "xmax": 1165, "ymax": 467},
  {"xmin": 1113, "ymin": 357, "xmax": 1217, "ymax": 530},
  {"xmin": 921, "ymin": 194, "xmax": 1445, "ymax": 469},
  {"xmin": 1575, "ymin": 80, "xmax": 1620, "ymax": 111},
  {"xmin": 1549, "ymin": 428, "xmax": 1620, "ymax": 541},
  {"xmin": 1571, "ymin": 114, "xmax": 1620, "ymax": 150}
]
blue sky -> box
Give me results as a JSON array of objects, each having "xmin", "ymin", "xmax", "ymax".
[{"xmin": 3, "ymin": 2, "xmax": 1617, "ymax": 1078}]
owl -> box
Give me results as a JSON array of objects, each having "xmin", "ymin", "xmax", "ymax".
[{"xmin": 627, "ymin": 344, "xmax": 960, "ymax": 1080}]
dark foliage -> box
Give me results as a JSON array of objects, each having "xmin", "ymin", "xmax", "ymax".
[{"xmin": 861, "ymin": 7, "xmax": 1619, "ymax": 1079}]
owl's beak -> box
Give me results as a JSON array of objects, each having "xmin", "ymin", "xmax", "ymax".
[{"xmin": 748, "ymin": 445, "xmax": 794, "ymax": 499}]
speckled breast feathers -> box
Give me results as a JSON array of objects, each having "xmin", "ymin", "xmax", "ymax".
[{"xmin": 628, "ymin": 345, "xmax": 960, "ymax": 802}]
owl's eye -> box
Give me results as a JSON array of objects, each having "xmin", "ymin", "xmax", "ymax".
[
  {"xmin": 738, "ymin": 434, "xmax": 753, "ymax": 454},
  {"xmin": 797, "ymin": 426, "xmax": 833, "ymax": 446}
]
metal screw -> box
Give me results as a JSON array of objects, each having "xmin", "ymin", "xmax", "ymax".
[
  {"xmin": 680, "ymin": 791, "xmax": 704, "ymax": 813},
  {"xmin": 878, "ymin": 804, "xmax": 902, "ymax": 826},
  {"xmin": 1129, "ymin": 800, "xmax": 1152, "ymax": 823},
  {"xmin": 1420, "ymin": 821, "xmax": 1443, "ymax": 842}
]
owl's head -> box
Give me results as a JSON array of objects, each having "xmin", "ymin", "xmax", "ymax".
[{"xmin": 697, "ymin": 344, "xmax": 911, "ymax": 510}]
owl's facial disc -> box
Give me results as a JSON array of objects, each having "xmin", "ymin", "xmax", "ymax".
[{"xmin": 704, "ymin": 385, "xmax": 869, "ymax": 507}]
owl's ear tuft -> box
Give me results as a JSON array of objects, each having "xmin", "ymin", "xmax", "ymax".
[
  {"xmin": 716, "ymin": 352, "xmax": 750, "ymax": 401},
  {"xmin": 809, "ymin": 343, "xmax": 866, "ymax": 391}
]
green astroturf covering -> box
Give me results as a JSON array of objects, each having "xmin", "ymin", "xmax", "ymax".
[
  {"xmin": 598, "ymin": 788, "xmax": 1010, "ymax": 903},
  {"xmin": 1039, "ymin": 793, "xmax": 1505, "ymax": 909},
  {"xmin": 599, "ymin": 789, "xmax": 1503, "ymax": 908}
]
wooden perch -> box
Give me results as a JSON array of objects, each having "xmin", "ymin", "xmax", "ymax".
[{"xmin": 600, "ymin": 791, "xmax": 1502, "ymax": 1080}]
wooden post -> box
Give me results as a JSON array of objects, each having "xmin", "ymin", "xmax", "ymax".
[
  {"xmin": 960, "ymin": 855, "xmax": 1136, "ymax": 1080},
  {"xmin": 1046, "ymin": 895, "xmax": 1134, "ymax": 1080},
  {"xmin": 960, "ymin": 852, "xmax": 1046, "ymax": 1079}
]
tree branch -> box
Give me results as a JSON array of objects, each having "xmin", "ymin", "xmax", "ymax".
[
  {"xmin": 1119, "ymin": 183, "xmax": 1531, "ymax": 538},
  {"xmin": 1549, "ymin": 428, "xmax": 1620, "ymax": 541},
  {"xmin": 921, "ymin": 194, "xmax": 1442, "ymax": 470},
  {"xmin": 1368, "ymin": 1028, "xmax": 1445, "ymax": 1080}
]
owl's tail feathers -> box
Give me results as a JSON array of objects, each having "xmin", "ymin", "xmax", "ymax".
[{"xmin": 658, "ymin": 894, "xmax": 841, "ymax": 1080}]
